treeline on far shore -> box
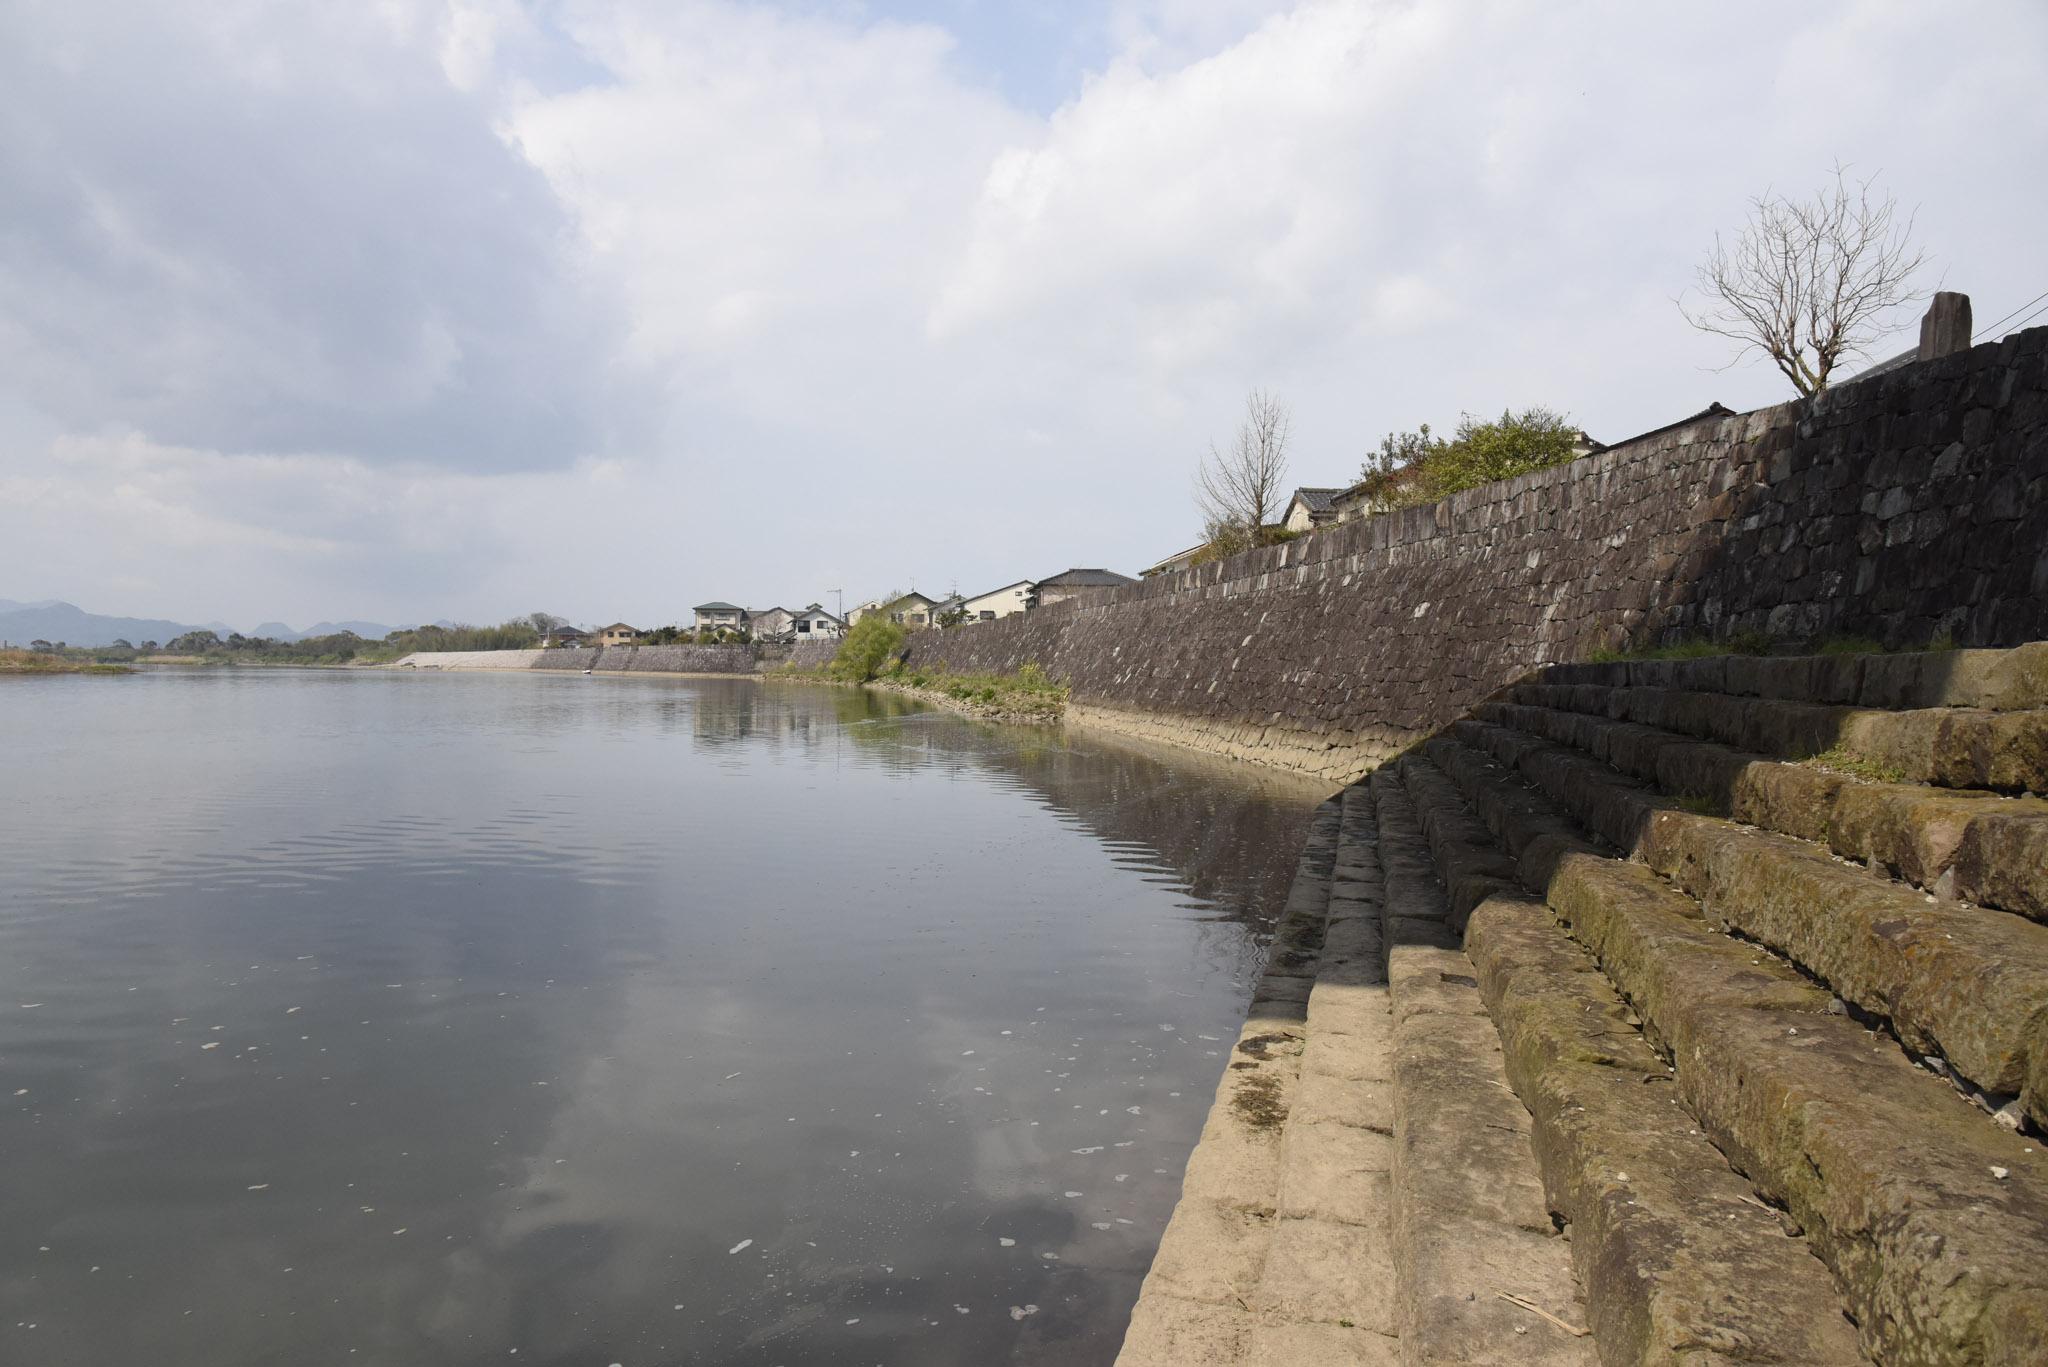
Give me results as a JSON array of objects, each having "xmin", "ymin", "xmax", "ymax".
[{"xmin": 15, "ymin": 620, "xmax": 550, "ymax": 668}]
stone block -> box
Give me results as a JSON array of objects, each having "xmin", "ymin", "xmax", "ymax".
[
  {"xmin": 1275, "ymin": 1121, "xmax": 1393, "ymax": 1224},
  {"xmin": 1252, "ymin": 1213, "xmax": 1399, "ymax": 1330},
  {"xmin": 1114, "ymin": 1292, "xmax": 1253, "ymax": 1367}
]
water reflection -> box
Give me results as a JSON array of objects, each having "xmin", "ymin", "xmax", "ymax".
[{"xmin": 0, "ymin": 670, "xmax": 1321, "ymax": 1365}]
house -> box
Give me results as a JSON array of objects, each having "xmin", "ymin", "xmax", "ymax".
[
  {"xmin": 1281, "ymin": 487, "xmax": 1345, "ymax": 533},
  {"xmin": 1035, "ymin": 568, "xmax": 1137, "ymax": 608},
  {"xmin": 1327, "ymin": 464, "xmax": 1429, "ymax": 522},
  {"xmin": 790, "ymin": 604, "xmax": 844, "ymax": 640},
  {"xmin": 929, "ymin": 593, "xmax": 967, "ymax": 623},
  {"xmin": 960, "ymin": 580, "xmax": 1036, "ymax": 621},
  {"xmin": 1598, "ymin": 402, "xmax": 1737, "ymax": 452},
  {"xmin": 538, "ymin": 625, "xmax": 589, "ymax": 649},
  {"xmin": 693, "ymin": 602, "xmax": 749, "ymax": 633},
  {"xmin": 596, "ymin": 622, "xmax": 640, "ymax": 647},
  {"xmin": 1141, "ymin": 544, "xmax": 1205, "ymax": 578},
  {"xmin": 882, "ymin": 591, "xmax": 941, "ymax": 627},
  {"xmin": 749, "ymin": 606, "xmax": 796, "ymax": 641}
]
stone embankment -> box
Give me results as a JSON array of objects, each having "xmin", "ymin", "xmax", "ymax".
[
  {"xmin": 1122, "ymin": 642, "xmax": 2048, "ymax": 1366},
  {"xmin": 390, "ymin": 641, "xmax": 840, "ymax": 674},
  {"xmin": 909, "ymin": 326, "xmax": 2048, "ymax": 784}
]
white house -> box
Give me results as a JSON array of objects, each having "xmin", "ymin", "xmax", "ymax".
[
  {"xmin": 790, "ymin": 604, "xmax": 844, "ymax": 639},
  {"xmin": 693, "ymin": 602, "xmax": 748, "ymax": 632},
  {"xmin": 596, "ymin": 622, "xmax": 640, "ymax": 647},
  {"xmin": 1034, "ymin": 568, "xmax": 1137, "ymax": 608},
  {"xmin": 960, "ymin": 580, "xmax": 1036, "ymax": 621}
]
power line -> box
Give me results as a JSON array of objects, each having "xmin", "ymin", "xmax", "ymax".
[
  {"xmin": 1999, "ymin": 297, "xmax": 2048, "ymax": 338},
  {"xmin": 1973, "ymin": 287, "xmax": 2048, "ymax": 341}
]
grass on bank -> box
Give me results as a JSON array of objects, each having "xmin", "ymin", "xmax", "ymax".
[
  {"xmin": 0, "ymin": 648, "xmax": 131, "ymax": 675},
  {"xmin": 809, "ymin": 616, "xmax": 1068, "ymax": 719}
]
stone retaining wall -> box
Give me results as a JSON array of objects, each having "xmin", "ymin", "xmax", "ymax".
[
  {"xmin": 908, "ymin": 327, "xmax": 2048, "ymax": 782},
  {"xmin": 395, "ymin": 640, "xmax": 842, "ymax": 675}
]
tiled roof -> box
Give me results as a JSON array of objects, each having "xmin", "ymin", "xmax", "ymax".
[
  {"xmin": 1038, "ymin": 567, "xmax": 1137, "ymax": 587},
  {"xmin": 1290, "ymin": 486, "xmax": 1344, "ymax": 514},
  {"xmin": 693, "ymin": 602, "xmax": 744, "ymax": 612}
]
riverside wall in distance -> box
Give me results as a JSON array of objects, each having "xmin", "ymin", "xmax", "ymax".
[
  {"xmin": 907, "ymin": 327, "xmax": 2048, "ymax": 783},
  {"xmin": 391, "ymin": 640, "xmax": 842, "ymax": 674}
]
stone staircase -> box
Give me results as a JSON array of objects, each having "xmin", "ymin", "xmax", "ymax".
[{"xmin": 1118, "ymin": 643, "xmax": 2048, "ymax": 1366}]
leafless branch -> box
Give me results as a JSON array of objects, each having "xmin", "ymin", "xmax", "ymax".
[
  {"xmin": 1680, "ymin": 165, "xmax": 1928, "ymax": 395},
  {"xmin": 1195, "ymin": 389, "xmax": 1292, "ymax": 544}
]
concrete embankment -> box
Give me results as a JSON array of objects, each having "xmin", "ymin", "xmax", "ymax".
[
  {"xmin": 1121, "ymin": 641, "xmax": 2048, "ymax": 1366},
  {"xmin": 391, "ymin": 641, "xmax": 840, "ymax": 674}
]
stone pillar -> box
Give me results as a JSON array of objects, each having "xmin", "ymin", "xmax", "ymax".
[{"xmin": 1917, "ymin": 292, "xmax": 1972, "ymax": 361}]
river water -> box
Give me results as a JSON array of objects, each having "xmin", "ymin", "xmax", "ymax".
[{"xmin": 0, "ymin": 669, "xmax": 1322, "ymax": 1365}]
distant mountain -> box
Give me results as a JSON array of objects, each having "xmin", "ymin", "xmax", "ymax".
[
  {"xmin": 246, "ymin": 619, "xmax": 402, "ymax": 642},
  {"xmin": 0, "ymin": 600, "xmax": 436, "ymax": 648},
  {"xmin": 0, "ymin": 601, "xmax": 202, "ymax": 649},
  {"xmin": 299, "ymin": 620, "xmax": 402, "ymax": 640}
]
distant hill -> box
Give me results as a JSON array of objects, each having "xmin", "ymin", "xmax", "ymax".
[
  {"xmin": 300, "ymin": 620, "xmax": 402, "ymax": 640},
  {"xmin": 0, "ymin": 601, "xmax": 429, "ymax": 648},
  {"xmin": 0, "ymin": 601, "xmax": 203, "ymax": 649},
  {"xmin": 249, "ymin": 620, "xmax": 406, "ymax": 642}
]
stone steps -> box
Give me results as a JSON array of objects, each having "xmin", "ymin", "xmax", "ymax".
[
  {"xmin": 1395, "ymin": 749, "xmax": 1865, "ymax": 1363},
  {"xmin": 1371, "ymin": 769, "xmax": 1593, "ymax": 1366},
  {"xmin": 1470, "ymin": 697, "xmax": 2048, "ymax": 922},
  {"xmin": 1124, "ymin": 642, "xmax": 2048, "ymax": 1367},
  {"xmin": 1499, "ymin": 681, "xmax": 2048, "ymax": 795},
  {"xmin": 1444, "ymin": 718, "xmax": 2048, "ymax": 1129},
  {"xmin": 1410, "ymin": 716, "xmax": 2048, "ymax": 1363}
]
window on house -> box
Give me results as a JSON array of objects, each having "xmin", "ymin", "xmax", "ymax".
[{"xmin": 979, "ymin": 610, "xmax": 994, "ymax": 621}]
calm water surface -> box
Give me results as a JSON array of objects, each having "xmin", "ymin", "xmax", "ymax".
[{"xmin": 0, "ymin": 669, "xmax": 1322, "ymax": 1366}]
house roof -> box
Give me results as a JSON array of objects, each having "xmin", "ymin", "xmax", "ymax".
[
  {"xmin": 693, "ymin": 601, "xmax": 744, "ymax": 612},
  {"xmin": 1603, "ymin": 402, "xmax": 1739, "ymax": 452},
  {"xmin": 1331, "ymin": 464, "xmax": 1428, "ymax": 507},
  {"xmin": 1288, "ymin": 486, "xmax": 1344, "ymax": 514},
  {"xmin": 884, "ymin": 591, "xmax": 938, "ymax": 608},
  {"xmin": 964, "ymin": 579, "xmax": 1035, "ymax": 601},
  {"xmin": 1038, "ymin": 567, "xmax": 1137, "ymax": 587},
  {"xmin": 794, "ymin": 605, "xmax": 844, "ymax": 624},
  {"xmin": 596, "ymin": 622, "xmax": 639, "ymax": 632},
  {"xmin": 1141, "ymin": 543, "xmax": 1206, "ymax": 576}
]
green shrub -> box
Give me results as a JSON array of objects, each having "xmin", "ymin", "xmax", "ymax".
[{"xmin": 827, "ymin": 615, "xmax": 908, "ymax": 682}]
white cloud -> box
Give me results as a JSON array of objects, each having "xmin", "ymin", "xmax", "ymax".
[{"xmin": 1, "ymin": 0, "xmax": 2043, "ymax": 626}]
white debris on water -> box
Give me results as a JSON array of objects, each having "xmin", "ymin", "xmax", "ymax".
[
  {"xmin": 998, "ymin": 1237, "xmax": 1014, "ymax": 1246},
  {"xmin": 728, "ymin": 1239, "xmax": 753, "ymax": 1255},
  {"xmin": 1009, "ymin": 1304, "xmax": 1038, "ymax": 1320}
]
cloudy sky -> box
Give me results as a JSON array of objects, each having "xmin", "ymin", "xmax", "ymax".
[{"xmin": 2, "ymin": 0, "xmax": 2043, "ymax": 630}]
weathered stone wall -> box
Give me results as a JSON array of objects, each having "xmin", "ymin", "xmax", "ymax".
[
  {"xmin": 908, "ymin": 328, "xmax": 2048, "ymax": 782},
  {"xmin": 398, "ymin": 641, "xmax": 840, "ymax": 675},
  {"xmin": 785, "ymin": 639, "xmax": 840, "ymax": 671}
]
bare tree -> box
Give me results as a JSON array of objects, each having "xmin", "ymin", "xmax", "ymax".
[
  {"xmin": 1196, "ymin": 389, "xmax": 1292, "ymax": 549},
  {"xmin": 1682, "ymin": 166, "xmax": 1928, "ymax": 395}
]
